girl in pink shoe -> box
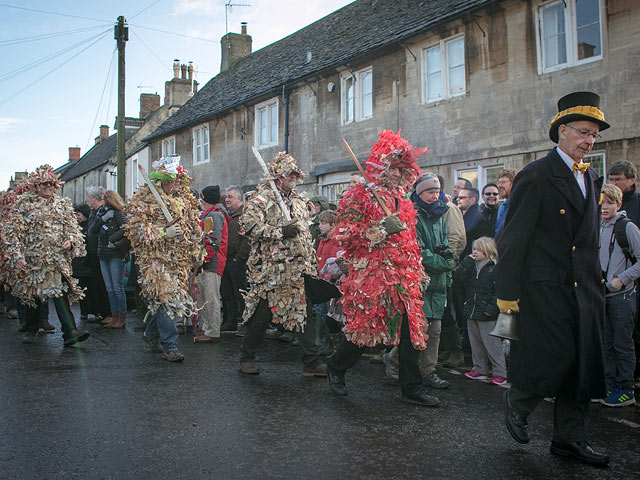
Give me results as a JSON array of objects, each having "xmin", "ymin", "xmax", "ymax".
[{"xmin": 454, "ymin": 237, "xmax": 507, "ymax": 386}]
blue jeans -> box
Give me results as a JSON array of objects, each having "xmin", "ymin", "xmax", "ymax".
[
  {"xmin": 604, "ymin": 290, "xmax": 637, "ymax": 391},
  {"xmin": 145, "ymin": 306, "xmax": 179, "ymax": 353},
  {"xmin": 99, "ymin": 258, "xmax": 127, "ymax": 313}
]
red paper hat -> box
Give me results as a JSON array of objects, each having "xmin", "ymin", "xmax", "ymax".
[{"xmin": 365, "ymin": 130, "xmax": 428, "ymax": 185}]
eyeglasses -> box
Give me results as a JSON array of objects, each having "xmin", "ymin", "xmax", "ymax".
[
  {"xmin": 484, "ymin": 192, "xmax": 499, "ymax": 196},
  {"xmin": 38, "ymin": 181, "xmax": 55, "ymax": 187},
  {"xmin": 564, "ymin": 124, "xmax": 602, "ymax": 141},
  {"xmin": 457, "ymin": 196, "xmax": 469, "ymax": 200}
]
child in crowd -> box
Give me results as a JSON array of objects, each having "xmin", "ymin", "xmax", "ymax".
[
  {"xmin": 454, "ymin": 236, "xmax": 507, "ymax": 386},
  {"xmin": 599, "ymin": 183, "xmax": 639, "ymax": 407},
  {"xmin": 314, "ymin": 210, "xmax": 341, "ymax": 355}
]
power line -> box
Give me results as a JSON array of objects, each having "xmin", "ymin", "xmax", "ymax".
[
  {"xmin": 0, "ymin": 29, "xmax": 111, "ymax": 108},
  {"xmin": 0, "ymin": 3, "xmax": 109, "ymax": 22},
  {"xmin": 0, "ymin": 24, "xmax": 110, "ymax": 47},
  {"xmin": 0, "ymin": 29, "xmax": 112, "ymax": 84},
  {"xmin": 85, "ymin": 48, "xmax": 117, "ymax": 153},
  {"xmin": 128, "ymin": 23, "xmax": 218, "ymax": 43},
  {"xmin": 131, "ymin": 29, "xmax": 172, "ymax": 73},
  {"xmin": 129, "ymin": 0, "xmax": 163, "ymax": 21}
]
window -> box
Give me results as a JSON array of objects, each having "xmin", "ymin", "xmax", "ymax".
[
  {"xmin": 131, "ymin": 156, "xmax": 139, "ymax": 193},
  {"xmin": 341, "ymin": 67, "xmax": 373, "ymax": 124},
  {"xmin": 586, "ymin": 151, "xmax": 605, "ymax": 178},
  {"xmin": 454, "ymin": 165, "xmax": 505, "ymax": 191},
  {"xmin": 254, "ymin": 99, "xmax": 278, "ymax": 148},
  {"xmin": 536, "ymin": 0, "xmax": 603, "ymax": 74},
  {"xmin": 192, "ymin": 124, "xmax": 210, "ymax": 165},
  {"xmin": 423, "ymin": 36, "xmax": 466, "ymax": 103},
  {"xmin": 321, "ymin": 182, "xmax": 351, "ymax": 203},
  {"xmin": 162, "ymin": 136, "xmax": 176, "ymax": 158}
]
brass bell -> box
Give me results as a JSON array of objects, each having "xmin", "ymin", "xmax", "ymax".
[{"xmin": 489, "ymin": 312, "xmax": 519, "ymax": 341}]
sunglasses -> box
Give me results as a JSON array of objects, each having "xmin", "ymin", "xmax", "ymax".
[
  {"xmin": 39, "ymin": 181, "xmax": 55, "ymax": 187},
  {"xmin": 484, "ymin": 192, "xmax": 499, "ymax": 196}
]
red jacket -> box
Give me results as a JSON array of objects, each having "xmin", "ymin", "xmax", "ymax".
[
  {"xmin": 200, "ymin": 204, "xmax": 229, "ymax": 275},
  {"xmin": 316, "ymin": 231, "xmax": 340, "ymax": 271}
]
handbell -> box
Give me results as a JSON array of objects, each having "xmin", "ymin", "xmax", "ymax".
[{"xmin": 489, "ymin": 312, "xmax": 519, "ymax": 341}]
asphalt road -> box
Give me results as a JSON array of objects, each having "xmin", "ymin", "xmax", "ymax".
[{"xmin": 1, "ymin": 307, "xmax": 639, "ymax": 479}]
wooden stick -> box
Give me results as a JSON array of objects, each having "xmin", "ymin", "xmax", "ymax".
[
  {"xmin": 251, "ymin": 147, "xmax": 292, "ymax": 222},
  {"xmin": 342, "ymin": 138, "xmax": 392, "ymax": 217}
]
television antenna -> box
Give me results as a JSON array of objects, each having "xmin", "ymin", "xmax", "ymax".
[{"xmin": 225, "ymin": 2, "xmax": 251, "ymax": 36}]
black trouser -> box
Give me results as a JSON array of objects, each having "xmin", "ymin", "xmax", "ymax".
[
  {"xmin": 17, "ymin": 298, "xmax": 48, "ymax": 326},
  {"xmin": 509, "ymin": 382, "xmax": 590, "ymax": 444},
  {"xmin": 221, "ymin": 260, "xmax": 247, "ymax": 326},
  {"xmin": 86, "ymin": 254, "xmax": 110, "ymax": 317},
  {"xmin": 326, "ymin": 313, "xmax": 423, "ymax": 395},
  {"xmin": 25, "ymin": 295, "xmax": 76, "ymax": 340},
  {"xmin": 240, "ymin": 297, "xmax": 321, "ymax": 369}
]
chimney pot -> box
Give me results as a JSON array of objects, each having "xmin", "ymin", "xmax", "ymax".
[
  {"xmin": 241, "ymin": 22, "xmax": 248, "ymax": 35},
  {"xmin": 99, "ymin": 125, "xmax": 109, "ymax": 140},
  {"xmin": 68, "ymin": 147, "xmax": 81, "ymax": 161},
  {"xmin": 173, "ymin": 59, "xmax": 180, "ymax": 79},
  {"xmin": 139, "ymin": 93, "xmax": 161, "ymax": 118},
  {"xmin": 188, "ymin": 62, "xmax": 194, "ymax": 81},
  {"xmin": 181, "ymin": 64, "xmax": 187, "ymax": 79}
]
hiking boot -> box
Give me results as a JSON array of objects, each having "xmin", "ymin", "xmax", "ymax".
[
  {"xmin": 162, "ymin": 350, "xmax": 185, "ymax": 362},
  {"xmin": 40, "ymin": 320, "xmax": 56, "ymax": 332},
  {"xmin": 382, "ymin": 352, "xmax": 399, "ymax": 383},
  {"xmin": 423, "ymin": 371, "xmax": 449, "ymax": 389},
  {"xmin": 63, "ymin": 330, "xmax": 90, "ymax": 347},
  {"xmin": 327, "ymin": 367, "xmax": 347, "ymax": 396},
  {"xmin": 7, "ymin": 309, "xmax": 18, "ymax": 319},
  {"xmin": 238, "ymin": 361, "xmax": 260, "ymax": 374},
  {"xmin": 143, "ymin": 335, "xmax": 162, "ymax": 353},
  {"xmin": 600, "ymin": 388, "xmax": 635, "ymax": 407},
  {"xmin": 401, "ymin": 389, "xmax": 440, "ymax": 407},
  {"xmin": 302, "ymin": 363, "xmax": 327, "ymax": 377}
]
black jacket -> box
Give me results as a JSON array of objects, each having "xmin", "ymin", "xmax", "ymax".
[
  {"xmin": 454, "ymin": 256, "xmax": 499, "ymax": 322},
  {"xmin": 622, "ymin": 186, "xmax": 640, "ymax": 227},
  {"xmin": 90, "ymin": 206, "xmax": 128, "ymax": 259},
  {"xmin": 461, "ymin": 204, "xmax": 492, "ymax": 257},
  {"xmin": 494, "ymin": 148, "xmax": 605, "ymax": 400},
  {"xmin": 480, "ymin": 204, "xmax": 499, "ymax": 236}
]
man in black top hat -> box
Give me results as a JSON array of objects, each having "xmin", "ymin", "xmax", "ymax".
[{"xmin": 494, "ymin": 92, "xmax": 610, "ymax": 466}]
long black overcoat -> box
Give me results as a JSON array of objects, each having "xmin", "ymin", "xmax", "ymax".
[{"xmin": 494, "ymin": 148, "xmax": 605, "ymax": 400}]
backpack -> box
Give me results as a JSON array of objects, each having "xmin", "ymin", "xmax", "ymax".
[{"xmin": 610, "ymin": 217, "xmax": 637, "ymax": 265}]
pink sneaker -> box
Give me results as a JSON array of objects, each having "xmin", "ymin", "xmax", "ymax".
[
  {"xmin": 490, "ymin": 376, "xmax": 507, "ymax": 386},
  {"xmin": 464, "ymin": 370, "xmax": 489, "ymax": 381}
]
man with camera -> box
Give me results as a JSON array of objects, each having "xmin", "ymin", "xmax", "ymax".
[{"xmin": 412, "ymin": 174, "xmax": 456, "ymax": 390}]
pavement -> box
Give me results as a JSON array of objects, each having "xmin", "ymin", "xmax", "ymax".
[{"xmin": 1, "ymin": 306, "xmax": 639, "ymax": 479}]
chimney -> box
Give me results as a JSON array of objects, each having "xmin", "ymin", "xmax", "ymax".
[
  {"xmin": 220, "ymin": 22, "xmax": 252, "ymax": 72},
  {"xmin": 100, "ymin": 125, "xmax": 109, "ymax": 140},
  {"xmin": 164, "ymin": 60, "xmax": 199, "ymax": 108},
  {"xmin": 68, "ymin": 147, "xmax": 81, "ymax": 161},
  {"xmin": 140, "ymin": 93, "xmax": 161, "ymax": 119}
]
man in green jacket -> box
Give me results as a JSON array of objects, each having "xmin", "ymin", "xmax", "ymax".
[{"xmin": 412, "ymin": 174, "xmax": 456, "ymax": 389}]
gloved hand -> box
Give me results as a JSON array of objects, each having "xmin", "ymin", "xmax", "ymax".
[
  {"xmin": 383, "ymin": 215, "xmax": 404, "ymax": 235},
  {"xmin": 497, "ymin": 299, "xmax": 519, "ymax": 313},
  {"xmin": 165, "ymin": 224, "xmax": 183, "ymax": 239},
  {"xmin": 101, "ymin": 209, "xmax": 115, "ymax": 222},
  {"xmin": 282, "ymin": 224, "xmax": 300, "ymax": 239},
  {"xmin": 434, "ymin": 244, "xmax": 454, "ymax": 260}
]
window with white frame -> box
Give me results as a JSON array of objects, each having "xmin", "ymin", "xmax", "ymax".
[
  {"xmin": 536, "ymin": 0, "xmax": 603, "ymax": 74},
  {"xmin": 254, "ymin": 99, "xmax": 278, "ymax": 148},
  {"xmin": 586, "ymin": 151, "xmax": 605, "ymax": 178},
  {"xmin": 341, "ymin": 67, "xmax": 373, "ymax": 124},
  {"xmin": 454, "ymin": 164, "xmax": 505, "ymax": 192},
  {"xmin": 423, "ymin": 35, "xmax": 466, "ymax": 103},
  {"xmin": 162, "ymin": 136, "xmax": 176, "ymax": 158},
  {"xmin": 131, "ymin": 156, "xmax": 139, "ymax": 193},
  {"xmin": 192, "ymin": 124, "xmax": 210, "ymax": 165}
]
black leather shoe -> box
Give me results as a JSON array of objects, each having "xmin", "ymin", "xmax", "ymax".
[
  {"xmin": 550, "ymin": 440, "xmax": 610, "ymax": 466},
  {"xmin": 401, "ymin": 389, "xmax": 440, "ymax": 407},
  {"xmin": 504, "ymin": 390, "xmax": 530, "ymax": 444},
  {"xmin": 63, "ymin": 330, "xmax": 90, "ymax": 347},
  {"xmin": 327, "ymin": 367, "xmax": 347, "ymax": 396}
]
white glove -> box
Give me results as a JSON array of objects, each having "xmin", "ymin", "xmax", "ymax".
[{"xmin": 165, "ymin": 224, "xmax": 183, "ymax": 239}]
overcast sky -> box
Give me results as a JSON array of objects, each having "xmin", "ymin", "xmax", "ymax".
[{"xmin": 0, "ymin": 0, "xmax": 354, "ymax": 189}]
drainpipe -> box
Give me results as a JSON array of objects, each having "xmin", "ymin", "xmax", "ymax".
[{"xmin": 283, "ymin": 87, "xmax": 290, "ymax": 153}]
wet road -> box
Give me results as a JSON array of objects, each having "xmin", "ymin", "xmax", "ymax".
[{"xmin": 1, "ymin": 307, "xmax": 639, "ymax": 479}]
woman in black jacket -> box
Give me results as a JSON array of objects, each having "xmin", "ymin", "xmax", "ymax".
[
  {"xmin": 91, "ymin": 190, "xmax": 128, "ymax": 328},
  {"xmin": 454, "ymin": 236, "xmax": 507, "ymax": 385}
]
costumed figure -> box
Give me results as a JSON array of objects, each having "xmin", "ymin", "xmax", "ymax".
[
  {"xmin": 238, "ymin": 152, "xmax": 332, "ymax": 376},
  {"xmin": 125, "ymin": 156, "xmax": 205, "ymax": 362},
  {"xmin": 2, "ymin": 165, "xmax": 89, "ymax": 346},
  {"xmin": 326, "ymin": 130, "xmax": 439, "ymax": 407}
]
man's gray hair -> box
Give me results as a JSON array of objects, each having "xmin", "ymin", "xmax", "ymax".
[
  {"xmin": 225, "ymin": 185, "xmax": 244, "ymax": 203},
  {"xmin": 608, "ymin": 161, "xmax": 637, "ymax": 180},
  {"xmin": 86, "ymin": 186, "xmax": 105, "ymax": 200}
]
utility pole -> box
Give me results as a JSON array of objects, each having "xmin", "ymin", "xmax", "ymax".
[{"xmin": 114, "ymin": 16, "xmax": 128, "ymax": 198}]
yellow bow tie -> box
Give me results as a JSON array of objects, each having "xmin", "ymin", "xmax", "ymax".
[{"xmin": 572, "ymin": 162, "xmax": 590, "ymax": 174}]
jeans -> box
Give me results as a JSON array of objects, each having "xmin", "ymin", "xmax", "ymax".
[
  {"xmin": 24, "ymin": 295, "xmax": 76, "ymax": 340},
  {"xmin": 604, "ymin": 290, "xmax": 637, "ymax": 391},
  {"xmin": 100, "ymin": 257, "xmax": 127, "ymax": 313},
  {"xmin": 145, "ymin": 306, "xmax": 179, "ymax": 353}
]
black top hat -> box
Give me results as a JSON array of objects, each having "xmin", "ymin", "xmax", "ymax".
[{"xmin": 548, "ymin": 91, "xmax": 610, "ymax": 143}]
